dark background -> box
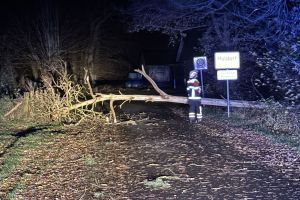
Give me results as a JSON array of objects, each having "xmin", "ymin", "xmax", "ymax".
[{"xmin": 0, "ymin": 0, "xmax": 299, "ymax": 104}]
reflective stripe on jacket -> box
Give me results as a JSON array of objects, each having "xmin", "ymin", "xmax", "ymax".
[{"xmin": 187, "ymin": 78, "xmax": 201, "ymax": 100}]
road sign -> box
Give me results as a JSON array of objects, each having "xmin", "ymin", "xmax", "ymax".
[
  {"xmin": 216, "ymin": 69, "xmax": 238, "ymax": 118},
  {"xmin": 214, "ymin": 52, "xmax": 240, "ymax": 69},
  {"xmin": 193, "ymin": 56, "xmax": 208, "ymax": 70},
  {"xmin": 217, "ymin": 70, "xmax": 238, "ymax": 80}
]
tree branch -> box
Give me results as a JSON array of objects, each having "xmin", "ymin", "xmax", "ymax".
[{"xmin": 134, "ymin": 65, "xmax": 169, "ymax": 98}]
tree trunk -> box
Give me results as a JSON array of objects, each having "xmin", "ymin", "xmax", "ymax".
[
  {"xmin": 176, "ymin": 34, "xmax": 185, "ymax": 62},
  {"xmin": 65, "ymin": 94, "xmax": 267, "ymax": 114},
  {"xmin": 86, "ymin": 32, "xmax": 97, "ymax": 83}
]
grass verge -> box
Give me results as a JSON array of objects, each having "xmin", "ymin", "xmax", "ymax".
[
  {"xmin": 0, "ymin": 122, "xmax": 63, "ymax": 199},
  {"xmin": 204, "ymin": 104, "xmax": 300, "ymax": 150}
]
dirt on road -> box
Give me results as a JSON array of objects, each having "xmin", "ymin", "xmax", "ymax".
[{"xmin": 1, "ymin": 102, "xmax": 300, "ymax": 199}]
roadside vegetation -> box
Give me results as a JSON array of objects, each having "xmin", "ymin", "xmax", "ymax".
[
  {"xmin": 205, "ymin": 101, "xmax": 300, "ymax": 150},
  {"xmin": 0, "ymin": 124, "xmax": 63, "ymax": 199},
  {"xmin": 0, "ymin": 92, "xmax": 63, "ymax": 199}
]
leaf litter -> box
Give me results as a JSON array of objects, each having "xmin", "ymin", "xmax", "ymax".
[{"xmin": 0, "ymin": 104, "xmax": 300, "ymax": 199}]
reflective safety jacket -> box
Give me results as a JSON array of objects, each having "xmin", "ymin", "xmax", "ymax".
[{"xmin": 187, "ymin": 78, "xmax": 201, "ymax": 100}]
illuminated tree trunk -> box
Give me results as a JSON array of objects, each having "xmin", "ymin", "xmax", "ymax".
[{"xmin": 86, "ymin": 12, "xmax": 112, "ymax": 83}]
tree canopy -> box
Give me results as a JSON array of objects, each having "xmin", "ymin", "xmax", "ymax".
[
  {"xmin": 125, "ymin": 0, "xmax": 300, "ymax": 104},
  {"xmin": 126, "ymin": 0, "xmax": 299, "ymax": 47}
]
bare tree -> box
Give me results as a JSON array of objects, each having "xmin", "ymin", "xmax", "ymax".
[
  {"xmin": 125, "ymin": 0, "xmax": 297, "ymax": 58},
  {"xmin": 25, "ymin": 1, "xmax": 62, "ymax": 76},
  {"xmin": 0, "ymin": 35, "xmax": 18, "ymax": 98},
  {"xmin": 85, "ymin": 13, "xmax": 112, "ymax": 83},
  {"xmin": 9, "ymin": 1, "xmax": 86, "ymax": 87}
]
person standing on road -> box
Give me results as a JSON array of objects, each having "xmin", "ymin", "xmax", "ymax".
[{"xmin": 186, "ymin": 70, "xmax": 203, "ymax": 123}]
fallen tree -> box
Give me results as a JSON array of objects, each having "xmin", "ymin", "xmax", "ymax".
[
  {"xmin": 62, "ymin": 65, "xmax": 268, "ymax": 123},
  {"xmin": 66, "ymin": 94, "xmax": 267, "ymax": 112},
  {"xmin": 4, "ymin": 64, "xmax": 268, "ymax": 124}
]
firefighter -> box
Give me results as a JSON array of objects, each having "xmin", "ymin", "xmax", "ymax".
[{"xmin": 187, "ymin": 70, "xmax": 202, "ymax": 123}]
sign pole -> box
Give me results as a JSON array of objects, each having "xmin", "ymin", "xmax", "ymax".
[
  {"xmin": 200, "ymin": 70, "xmax": 204, "ymax": 97},
  {"xmin": 227, "ymin": 79, "xmax": 230, "ymax": 117},
  {"xmin": 193, "ymin": 56, "xmax": 207, "ymax": 98},
  {"xmin": 214, "ymin": 51, "xmax": 240, "ymax": 118}
]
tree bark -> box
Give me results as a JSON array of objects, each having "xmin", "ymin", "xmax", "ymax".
[{"xmin": 65, "ymin": 94, "xmax": 267, "ymax": 114}]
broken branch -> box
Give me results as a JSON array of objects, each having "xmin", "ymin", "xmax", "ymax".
[
  {"xmin": 134, "ymin": 65, "xmax": 169, "ymax": 98},
  {"xmin": 4, "ymin": 102, "xmax": 23, "ymax": 117}
]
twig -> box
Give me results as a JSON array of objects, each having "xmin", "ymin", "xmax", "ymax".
[
  {"xmin": 110, "ymin": 99, "xmax": 117, "ymax": 123},
  {"xmin": 84, "ymin": 68, "xmax": 95, "ymax": 98},
  {"xmin": 4, "ymin": 102, "xmax": 23, "ymax": 117},
  {"xmin": 64, "ymin": 116, "xmax": 86, "ymax": 127},
  {"xmin": 119, "ymin": 99, "xmax": 130, "ymax": 109}
]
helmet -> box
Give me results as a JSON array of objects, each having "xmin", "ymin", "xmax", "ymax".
[{"xmin": 189, "ymin": 70, "xmax": 198, "ymax": 79}]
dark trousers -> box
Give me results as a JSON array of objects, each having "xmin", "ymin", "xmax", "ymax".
[{"xmin": 188, "ymin": 99, "xmax": 202, "ymax": 122}]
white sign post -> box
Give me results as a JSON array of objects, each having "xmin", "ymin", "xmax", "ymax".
[
  {"xmin": 214, "ymin": 52, "xmax": 240, "ymax": 117},
  {"xmin": 193, "ymin": 56, "xmax": 208, "ymax": 97}
]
